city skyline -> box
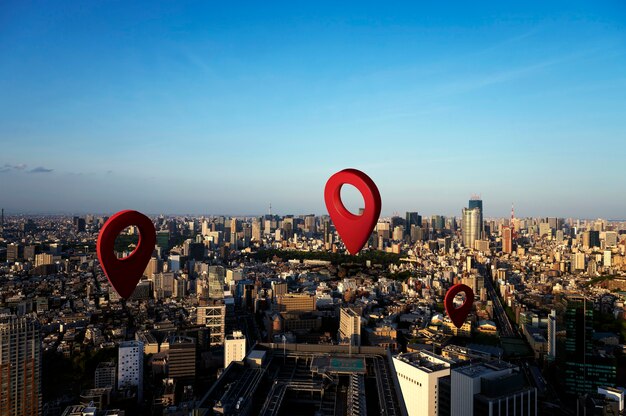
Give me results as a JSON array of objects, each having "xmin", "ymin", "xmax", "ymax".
[
  {"xmin": 2, "ymin": 2, "xmax": 626, "ymax": 217},
  {"xmin": 1, "ymin": 202, "xmax": 626, "ymax": 221}
]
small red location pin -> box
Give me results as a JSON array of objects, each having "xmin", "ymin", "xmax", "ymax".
[
  {"xmin": 97, "ymin": 210, "xmax": 156, "ymax": 299},
  {"xmin": 324, "ymin": 168, "xmax": 381, "ymax": 255},
  {"xmin": 444, "ymin": 283, "xmax": 474, "ymax": 328}
]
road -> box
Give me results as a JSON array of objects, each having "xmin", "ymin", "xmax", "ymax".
[{"xmin": 478, "ymin": 264, "xmax": 517, "ymax": 337}]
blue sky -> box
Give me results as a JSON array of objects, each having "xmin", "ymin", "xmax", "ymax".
[{"xmin": 1, "ymin": 1, "xmax": 625, "ymax": 218}]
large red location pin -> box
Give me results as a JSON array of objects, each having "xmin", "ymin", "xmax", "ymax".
[
  {"xmin": 324, "ymin": 168, "xmax": 381, "ymax": 255},
  {"xmin": 444, "ymin": 283, "xmax": 474, "ymax": 328},
  {"xmin": 97, "ymin": 210, "xmax": 156, "ymax": 299}
]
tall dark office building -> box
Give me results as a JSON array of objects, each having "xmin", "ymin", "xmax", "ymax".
[
  {"xmin": 20, "ymin": 219, "xmax": 36, "ymax": 235},
  {"xmin": 167, "ymin": 336, "xmax": 196, "ymax": 379},
  {"xmin": 564, "ymin": 296, "xmax": 616, "ymax": 395},
  {"xmin": 24, "ymin": 245, "xmax": 37, "ymax": 262},
  {"xmin": 468, "ymin": 196, "xmax": 483, "ymax": 235},
  {"xmin": 431, "ymin": 215, "xmax": 445, "ymax": 230},
  {"xmin": 405, "ymin": 212, "xmax": 422, "ymax": 237},
  {"xmin": 0, "ymin": 316, "xmax": 42, "ymax": 416},
  {"xmin": 156, "ymin": 231, "xmax": 170, "ymax": 250},
  {"xmin": 7, "ymin": 244, "xmax": 22, "ymax": 262},
  {"xmin": 73, "ymin": 216, "xmax": 86, "ymax": 232}
]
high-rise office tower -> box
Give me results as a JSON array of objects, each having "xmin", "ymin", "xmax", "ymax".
[
  {"xmin": 392, "ymin": 226, "xmax": 404, "ymax": 241},
  {"xmin": 230, "ymin": 218, "xmax": 238, "ymax": 248},
  {"xmin": 167, "ymin": 336, "xmax": 196, "ymax": 379},
  {"xmin": 34, "ymin": 253, "xmax": 54, "ymax": 268},
  {"xmin": 564, "ymin": 296, "xmax": 616, "ymax": 395},
  {"xmin": 270, "ymin": 281, "xmax": 288, "ymax": 299},
  {"xmin": 73, "ymin": 216, "xmax": 86, "ymax": 232},
  {"xmin": 144, "ymin": 256, "xmax": 161, "ymax": 278},
  {"xmin": 304, "ymin": 215, "xmax": 316, "ymax": 234},
  {"xmin": 405, "ymin": 211, "xmax": 421, "ymax": 229},
  {"xmin": 451, "ymin": 361, "xmax": 537, "ymax": 416},
  {"xmin": 94, "ymin": 361, "xmax": 116, "ymax": 389},
  {"xmin": 7, "ymin": 243, "xmax": 23, "ymax": 262},
  {"xmin": 118, "ymin": 341, "xmax": 144, "ymax": 401},
  {"xmin": 583, "ymin": 230, "xmax": 601, "ymax": 249},
  {"xmin": 0, "ymin": 316, "xmax": 41, "ymax": 416},
  {"xmin": 393, "ymin": 351, "xmax": 454, "ymax": 416},
  {"xmin": 169, "ymin": 255, "xmax": 181, "ymax": 272},
  {"xmin": 251, "ymin": 218, "xmax": 262, "ymax": 241},
  {"xmin": 462, "ymin": 207, "xmax": 481, "ymax": 248},
  {"xmin": 468, "ymin": 196, "xmax": 483, "ymax": 233},
  {"xmin": 339, "ymin": 307, "xmax": 361, "ymax": 347},
  {"xmin": 224, "ymin": 331, "xmax": 246, "ymax": 369},
  {"xmin": 208, "ymin": 266, "xmax": 225, "ymax": 299},
  {"xmin": 604, "ymin": 231, "xmax": 618, "ymax": 247},
  {"xmin": 547, "ymin": 309, "xmax": 556, "ymax": 360},
  {"xmin": 539, "ymin": 222, "xmax": 552, "ymax": 239},
  {"xmin": 282, "ymin": 216, "xmax": 294, "ymax": 239},
  {"xmin": 201, "ymin": 220, "xmax": 210, "ymax": 236},
  {"xmin": 24, "ymin": 245, "xmax": 37, "ymax": 262},
  {"xmin": 573, "ymin": 252, "xmax": 586, "ymax": 271},
  {"xmin": 153, "ymin": 272, "xmax": 174, "ymax": 300},
  {"xmin": 502, "ymin": 226, "xmax": 513, "ymax": 254},
  {"xmin": 322, "ymin": 218, "xmax": 330, "ymax": 244},
  {"xmin": 431, "ymin": 215, "xmax": 445, "ymax": 231}
]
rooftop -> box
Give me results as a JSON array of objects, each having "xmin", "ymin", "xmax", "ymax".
[
  {"xmin": 395, "ymin": 350, "xmax": 454, "ymax": 373},
  {"xmin": 454, "ymin": 361, "xmax": 517, "ymax": 378}
]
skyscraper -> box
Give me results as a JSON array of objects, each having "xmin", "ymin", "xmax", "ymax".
[
  {"xmin": 582, "ymin": 230, "xmax": 601, "ymax": 249},
  {"xmin": 547, "ymin": 309, "xmax": 556, "ymax": 360},
  {"xmin": 251, "ymin": 217, "xmax": 262, "ymax": 241},
  {"xmin": 468, "ymin": 196, "xmax": 483, "ymax": 234},
  {"xmin": 118, "ymin": 340, "xmax": 144, "ymax": 401},
  {"xmin": 230, "ymin": 217, "xmax": 238, "ymax": 248},
  {"xmin": 564, "ymin": 296, "xmax": 616, "ymax": 395},
  {"xmin": 0, "ymin": 316, "xmax": 41, "ymax": 416},
  {"xmin": 304, "ymin": 215, "xmax": 316, "ymax": 234},
  {"xmin": 462, "ymin": 207, "xmax": 481, "ymax": 248},
  {"xmin": 94, "ymin": 361, "xmax": 116, "ymax": 390},
  {"xmin": 167, "ymin": 336, "xmax": 196, "ymax": 379},
  {"xmin": 502, "ymin": 226, "xmax": 513, "ymax": 254},
  {"xmin": 208, "ymin": 266, "xmax": 225, "ymax": 299},
  {"xmin": 405, "ymin": 212, "xmax": 422, "ymax": 229}
]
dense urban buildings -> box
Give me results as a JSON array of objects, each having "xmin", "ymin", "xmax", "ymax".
[
  {"xmin": 0, "ymin": 316, "xmax": 41, "ymax": 416},
  {"xmin": 0, "ymin": 205, "xmax": 626, "ymax": 415}
]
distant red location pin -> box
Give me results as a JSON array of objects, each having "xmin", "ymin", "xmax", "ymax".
[
  {"xmin": 97, "ymin": 210, "xmax": 156, "ymax": 299},
  {"xmin": 324, "ymin": 168, "xmax": 381, "ymax": 255},
  {"xmin": 444, "ymin": 283, "xmax": 474, "ymax": 328}
]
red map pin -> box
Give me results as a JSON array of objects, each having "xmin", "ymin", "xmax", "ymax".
[
  {"xmin": 324, "ymin": 168, "xmax": 381, "ymax": 255},
  {"xmin": 444, "ymin": 283, "xmax": 474, "ymax": 328},
  {"xmin": 97, "ymin": 210, "xmax": 156, "ymax": 299}
]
